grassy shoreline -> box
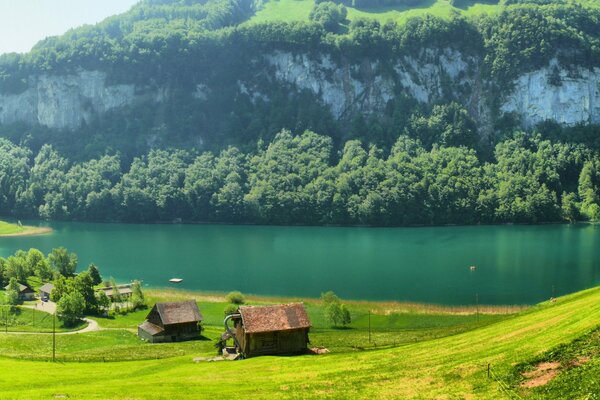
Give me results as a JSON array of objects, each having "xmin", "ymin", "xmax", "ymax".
[
  {"xmin": 0, "ymin": 220, "xmax": 52, "ymax": 237},
  {"xmin": 146, "ymin": 287, "xmax": 529, "ymax": 315}
]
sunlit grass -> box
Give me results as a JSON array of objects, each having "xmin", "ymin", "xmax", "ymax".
[
  {"xmin": 247, "ymin": 0, "xmax": 600, "ymax": 27},
  {"xmin": 0, "ymin": 286, "xmax": 597, "ymax": 398}
]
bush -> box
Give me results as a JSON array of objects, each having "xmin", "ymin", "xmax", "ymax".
[
  {"xmin": 56, "ymin": 291, "xmax": 85, "ymax": 326},
  {"xmin": 224, "ymin": 304, "xmax": 238, "ymax": 315},
  {"xmin": 225, "ymin": 291, "xmax": 246, "ymax": 305}
]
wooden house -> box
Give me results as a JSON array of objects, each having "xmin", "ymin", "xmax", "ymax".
[
  {"xmin": 228, "ymin": 303, "xmax": 311, "ymax": 358},
  {"xmin": 4, "ymin": 283, "xmax": 35, "ymax": 301},
  {"xmin": 97, "ymin": 284, "xmax": 133, "ymax": 300},
  {"xmin": 39, "ymin": 283, "xmax": 54, "ymax": 301},
  {"xmin": 138, "ymin": 301, "xmax": 203, "ymax": 343}
]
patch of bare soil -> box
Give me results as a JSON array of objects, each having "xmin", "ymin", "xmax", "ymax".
[
  {"xmin": 520, "ymin": 362, "xmax": 561, "ymax": 388},
  {"xmin": 571, "ymin": 356, "xmax": 591, "ymax": 367},
  {"xmin": 309, "ymin": 347, "xmax": 330, "ymax": 355}
]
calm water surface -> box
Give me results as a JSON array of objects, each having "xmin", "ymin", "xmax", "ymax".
[{"xmin": 1, "ymin": 222, "xmax": 599, "ymax": 305}]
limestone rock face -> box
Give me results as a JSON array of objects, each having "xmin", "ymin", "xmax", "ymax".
[
  {"xmin": 501, "ymin": 60, "xmax": 600, "ymax": 128},
  {"xmin": 0, "ymin": 53, "xmax": 598, "ymax": 133},
  {"xmin": 0, "ymin": 70, "xmax": 135, "ymax": 130}
]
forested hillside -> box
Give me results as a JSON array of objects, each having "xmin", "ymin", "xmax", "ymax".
[{"xmin": 0, "ymin": 0, "xmax": 600, "ymax": 225}]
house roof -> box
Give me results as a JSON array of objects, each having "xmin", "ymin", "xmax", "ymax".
[
  {"xmin": 98, "ymin": 286, "xmax": 133, "ymax": 297},
  {"xmin": 154, "ymin": 301, "xmax": 203, "ymax": 325},
  {"xmin": 39, "ymin": 283, "xmax": 54, "ymax": 293},
  {"xmin": 238, "ymin": 303, "xmax": 311, "ymax": 334},
  {"xmin": 138, "ymin": 321, "xmax": 164, "ymax": 336},
  {"xmin": 4, "ymin": 283, "xmax": 33, "ymax": 294}
]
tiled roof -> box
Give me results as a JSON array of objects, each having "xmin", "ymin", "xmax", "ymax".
[{"xmin": 238, "ymin": 303, "xmax": 311, "ymax": 334}]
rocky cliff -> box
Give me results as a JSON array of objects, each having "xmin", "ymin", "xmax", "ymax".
[{"xmin": 0, "ymin": 50, "xmax": 598, "ymax": 136}]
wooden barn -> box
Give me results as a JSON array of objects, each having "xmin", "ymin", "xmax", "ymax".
[
  {"xmin": 226, "ymin": 303, "xmax": 311, "ymax": 358},
  {"xmin": 138, "ymin": 301, "xmax": 203, "ymax": 343}
]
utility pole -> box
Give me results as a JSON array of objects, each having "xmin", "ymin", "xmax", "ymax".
[
  {"xmin": 368, "ymin": 310, "xmax": 371, "ymax": 344},
  {"xmin": 52, "ymin": 312, "xmax": 56, "ymax": 362},
  {"xmin": 5, "ymin": 306, "xmax": 7, "ymax": 333}
]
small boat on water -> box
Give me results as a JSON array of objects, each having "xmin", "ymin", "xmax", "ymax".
[{"xmin": 169, "ymin": 278, "xmax": 183, "ymax": 283}]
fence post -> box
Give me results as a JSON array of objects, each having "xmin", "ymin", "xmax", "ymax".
[{"xmin": 487, "ymin": 363, "xmax": 491, "ymax": 379}]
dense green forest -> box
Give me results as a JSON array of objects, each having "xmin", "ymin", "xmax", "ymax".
[
  {"xmin": 1, "ymin": 0, "xmax": 600, "ymax": 226},
  {"xmin": 1, "ymin": 126, "xmax": 600, "ymax": 225}
]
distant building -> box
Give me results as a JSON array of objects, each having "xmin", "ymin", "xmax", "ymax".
[
  {"xmin": 138, "ymin": 301, "xmax": 203, "ymax": 343},
  {"xmin": 226, "ymin": 303, "xmax": 311, "ymax": 358},
  {"xmin": 97, "ymin": 284, "xmax": 133, "ymax": 300},
  {"xmin": 4, "ymin": 283, "xmax": 36, "ymax": 301},
  {"xmin": 39, "ymin": 283, "xmax": 54, "ymax": 301}
]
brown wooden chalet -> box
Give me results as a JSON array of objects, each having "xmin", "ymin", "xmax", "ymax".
[
  {"xmin": 226, "ymin": 303, "xmax": 311, "ymax": 358},
  {"xmin": 138, "ymin": 301, "xmax": 203, "ymax": 343}
]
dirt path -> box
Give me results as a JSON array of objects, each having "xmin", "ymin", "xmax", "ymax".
[{"xmin": 3, "ymin": 302, "xmax": 101, "ymax": 336}]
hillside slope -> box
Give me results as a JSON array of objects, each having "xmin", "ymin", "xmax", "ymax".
[
  {"xmin": 0, "ymin": 0, "xmax": 599, "ymax": 157},
  {"xmin": 0, "ymin": 286, "xmax": 598, "ymax": 399}
]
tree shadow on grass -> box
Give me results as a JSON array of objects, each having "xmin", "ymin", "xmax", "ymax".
[
  {"xmin": 452, "ymin": 0, "xmax": 500, "ymax": 10},
  {"xmin": 352, "ymin": 0, "xmax": 437, "ymax": 14}
]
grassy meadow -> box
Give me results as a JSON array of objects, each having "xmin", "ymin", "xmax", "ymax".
[
  {"xmin": 248, "ymin": 0, "xmax": 600, "ymax": 27},
  {"xmin": 0, "ymin": 220, "xmax": 51, "ymax": 237},
  {"xmin": 0, "ymin": 286, "xmax": 597, "ymax": 398}
]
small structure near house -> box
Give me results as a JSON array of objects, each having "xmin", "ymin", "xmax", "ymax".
[
  {"xmin": 138, "ymin": 300, "xmax": 203, "ymax": 343},
  {"xmin": 225, "ymin": 303, "xmax": 311, "ymax": 358},
  {"xmin": 4, "ymin": 283, "xmax": 36, "ymax": 301},
  {"xmin": 39, "ymin": 283, "xmax": 54, "ymax": 301},
  {"xmin": 97, "ymin": 284, "xmax": 133, "ymax": 300}
]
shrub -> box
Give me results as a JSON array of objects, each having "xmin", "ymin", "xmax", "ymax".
[
  {"xmin": 226, "ymin": 291, "xmax": 246, "ymax": 305},
  {"xmin": 224, "ymin": 304, "xmax": 238, "ymax": 315}
]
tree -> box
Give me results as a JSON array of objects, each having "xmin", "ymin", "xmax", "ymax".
[
  {"xmin": 321, "ymin": 291, "xmax": 340, "ymax": 306},
  {"xmin": 74, "ymin": 272, "xmax": 98, "ymax": 313},
  {"xmin": 87, "ymin": 264, "xmax": 102, "ymax": 286},
  {"xmin": 225, "ymin": 291, "xmax": 245, "ymax": 305},
  {"xmin": 48, "ymin": 247, "xmax": 78, "ymax": 276},
  {"xmin": 131, "ymin": 280, "xmax": 146, "ymax": 310},
  {"xmin": 309, "ymin": 1, "xmax": 347, "ymax": 33},
  {"xmin": 56, "ymin": 292, "xmax": 86, "ymax": 326},
  {"xmin": 109, "ymin": 278, "xmax": 123, "ymax": 304},
  {"xmin": 561, "ymin": 192, "xmax": 579, "ymax": 223},
  {"xmin": 95, "ymin": 291, "xmax": 110, "ymax": 314},
  {"xmin": 6, "ymin": 278, "xmax": 20, "ymax": 306},
  {"xmin": 325, "ymin": 302, "xmax": 343, "ymax": 327},
  {"xmin": 340, "ymin": 304, "xmax": 352, "ymax": 327}
]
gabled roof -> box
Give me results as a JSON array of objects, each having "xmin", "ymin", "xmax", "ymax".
[
  {"xmin": 238, "ymin": 303, "xmax": 311, "ymax": 334},
  {"xmin": 139, "ymin": 321, "xmax": 164, "ymax": 336},
  {"xmin": 154, "ymin": 301, "xmax": 203, "ymax": 325},
  {"xmin": 39, "ymin": 283, "xmax": 54, "ymax": 293},
  {"xmin": 4, "ymin": 283, "xmax": 33, "ymax": 294}
]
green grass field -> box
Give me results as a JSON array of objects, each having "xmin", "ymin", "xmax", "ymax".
[
  {"xmin": 0, "ymin": 306, "xmax": 86, "ymax": 333},
  {"xmin": 0, "ymin": 286, "xmax": 597, "ymax": 398},
  {"xmin": 0, "ymin": 220, "xmax": 51, "ymax": 237},
  {"xmin": 248, "ymin": 0, "xmax": 600, "ymax": 27}
]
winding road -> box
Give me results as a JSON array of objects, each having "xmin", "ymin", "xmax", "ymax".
[{"xmin": 2, "ymin": 301, "xmax": 101, "ymax": 335}]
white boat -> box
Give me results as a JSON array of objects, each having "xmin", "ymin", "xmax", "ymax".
[{"xmin": 169, "ymin": 278, "xmax": 183, "ymax": 283}]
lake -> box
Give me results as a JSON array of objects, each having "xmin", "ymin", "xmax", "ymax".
[{"xmin": 1, "ymin": 222, "xmax": 599, "ymax": 305}]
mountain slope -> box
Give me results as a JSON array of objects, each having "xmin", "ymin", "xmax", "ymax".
[
  {"xmin": 0, "ymin": 286, "xmax": 598, "ymax": 398},
  {"xmin": 0, "ymin": 0, "xmax": 599, "ymax": 158}
]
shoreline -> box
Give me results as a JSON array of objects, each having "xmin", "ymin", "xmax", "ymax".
[
  {"xmin": 0, "ymin": 226, "xmax": 53, "ymax": 237},
  {"xmin": 145, "ymin": 287, "xmax": 530, "ymax": 315}
]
